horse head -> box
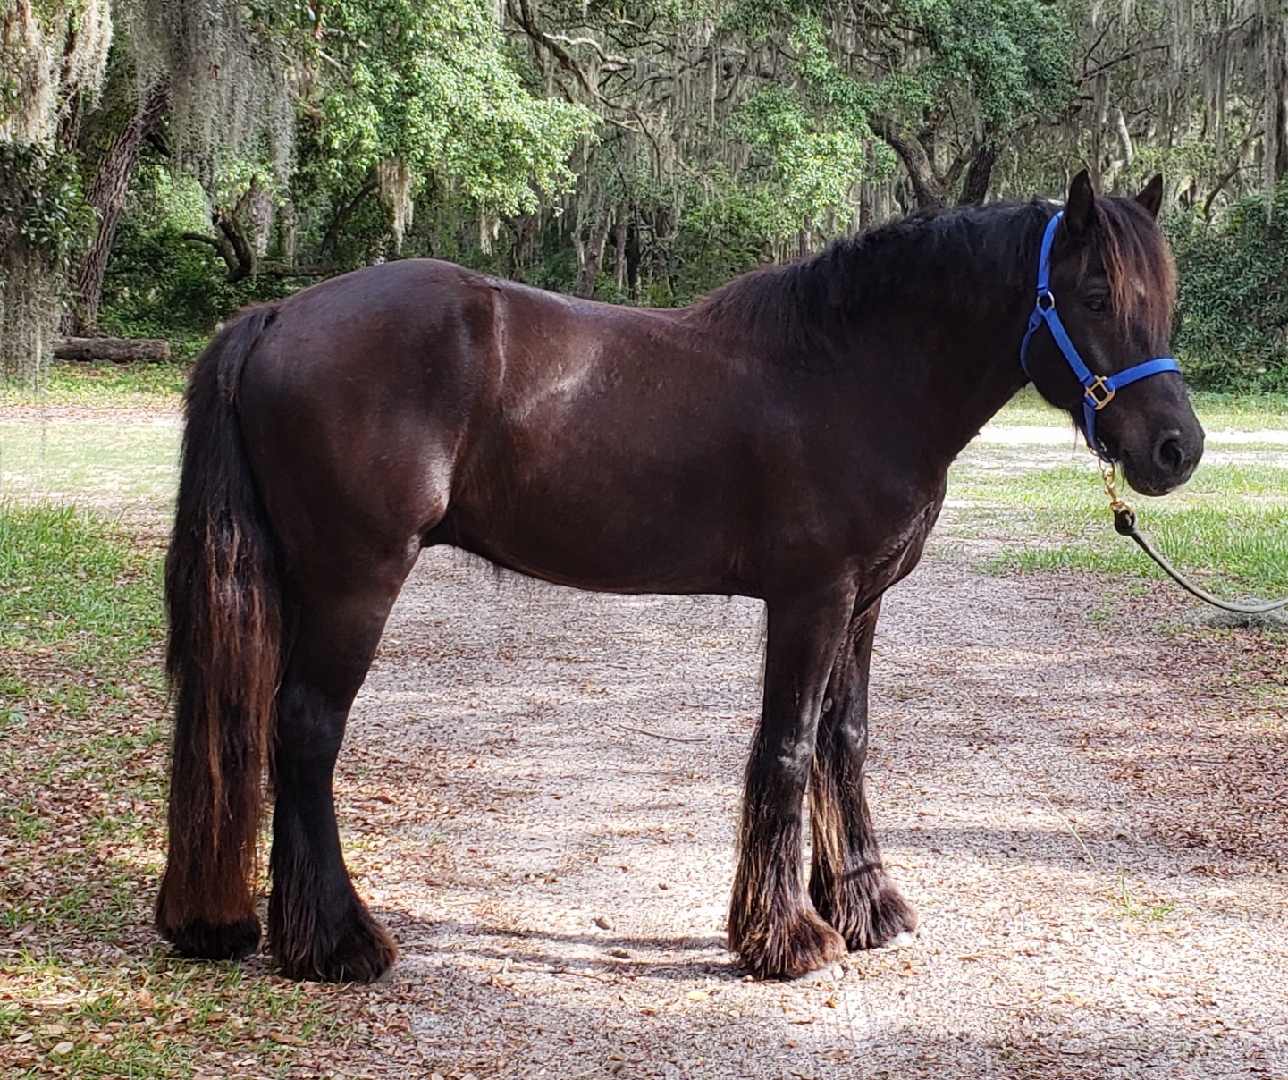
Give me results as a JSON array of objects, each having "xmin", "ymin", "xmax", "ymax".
[{"xmin": 1023, "ymin": 170, "xmax": 1204, "ymax": 496}]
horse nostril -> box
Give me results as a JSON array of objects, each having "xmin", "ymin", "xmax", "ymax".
[{"xmin": 1154, "ymin": 434, "xmax": 1186, "ymax": 473}]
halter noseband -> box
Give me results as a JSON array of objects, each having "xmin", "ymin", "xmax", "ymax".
[{"xmin": 1019, "ymin": 210, "xmax": 1180, "ymax": 460}]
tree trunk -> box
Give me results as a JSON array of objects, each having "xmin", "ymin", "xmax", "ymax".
[
  {"xmin": 320, "ymin": 174, "xmax": 378, "ymax": 264},
  {"xmin": 1273, "ymin": 14, "xmax": 1288, "ymax": 183},
  {"xmin": 216, "ymin": 181, "xmax": 263, "ymax": 283},
  {"xmin": 614, "ymin": 213, "xmax": 628, "ymax": 293},
  {"xmin": 858, "ymin": 181, "xmax": 873, "ymax": 232},
  {"xmin": 875, "ymin": 118, "xmax": 945, "ymax": 208},
  {"xmin": 575, "ymin": 213, "xmax": 611, "ymax": 298},
  {"xmin": 626, "ymin": 223, "xmax": 641, "ymax": 301},
  {"xmin": 958, "ymin": 133, "xmax": 998, "ymax": 205},
  {"xmin": 67, "ymin": 79, "xmax": 170, "ymax": 336}
]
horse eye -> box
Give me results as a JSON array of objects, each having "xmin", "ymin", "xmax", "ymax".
[{"xmin": 1085, "ymin": 295, "xmax": 1109, "ymax": 314}]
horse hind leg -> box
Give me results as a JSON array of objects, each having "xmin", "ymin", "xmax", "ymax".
[
  {"xmin": 268, "ymin": 558, "xmax": 414, "ymax": 982},
  {"xmin": 808, "ymin": 599, "xmax": 918, "ymax": 950}
]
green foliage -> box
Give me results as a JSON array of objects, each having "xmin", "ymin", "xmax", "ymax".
[
  {"xmin": 0, "ymin": 143, "xmax": 95, "ymax": 383},
  {"xmin": 769, "ymin": 1, "xmax": 1074, "ymax": 137},
  {"xmin": 733, "ymin": 85, "xmax": 894, "ymax": 229},
  {"xmin": 1168, "ymin": 182, "xmax": 1288, "ymax": 393},
  {"xmin": 0, "ymin": 143, "xmax": 93, "ymax": 267},
  {"xmin": 303, "ymin": 0, "xmax": 595, "ymax": 214},
  {"xmin": 98, "ymin": 217, "xmax": 289, "ymax": 358},
  {"xmin": 667, "ymin": 178, "xmax": 786, "ymax": 302},
  {"xmin": 902, "ymin": 0, "xmax": 1073, "ymax": 128}
]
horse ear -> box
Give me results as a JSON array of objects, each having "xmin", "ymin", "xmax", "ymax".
[
  {"xmin": 1136, "ymin": 174, "xmax": 1164, "ymax": 219},
  {"xmin": 1064, "ymin": 169, "xmax": 1096, "ymax": 237}
]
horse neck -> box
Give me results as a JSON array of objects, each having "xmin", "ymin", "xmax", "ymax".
[{"xmin": 801, "ymin": 204, "xmax": 1048, "ymax": 465}]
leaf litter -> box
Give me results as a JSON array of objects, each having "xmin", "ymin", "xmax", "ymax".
[{"xmin": 2, "ymin": 402, "xmax": 1286, "ymax": 1078}]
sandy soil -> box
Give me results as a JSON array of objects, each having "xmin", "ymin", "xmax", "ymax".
[
  {"xmin": 7, "ymin": 400, "xmax": 1283, "ymax": 1077},
  {"xmin": 283, "ymin": 545, "xmax": 1288, "ymax": 1080}
]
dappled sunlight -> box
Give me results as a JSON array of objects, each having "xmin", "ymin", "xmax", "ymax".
[
  {"xmin": 1, "ymin": 392, "xmax": 1284, "ymax": 1075},
  {"xmin": 315, "ymin": 544, "xmax": 1288, "ymax": 1075}
]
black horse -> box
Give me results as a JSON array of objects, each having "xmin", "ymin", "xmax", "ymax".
[{"xmin": 157, "ymin": 172, "xmax": 1203, "ymax": 982}]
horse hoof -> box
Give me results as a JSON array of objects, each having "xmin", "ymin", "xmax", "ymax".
[
  {"xmin": 272, "ymin": 904, "xmax": 397, "ymax": 983},
  {"xmin": 790, "ymin": 961, "xmax": 845, "ymax": 984},
  {"xmin": 733, "ymin": 908, "xmax": 846, "ymax": 981},
  {"xmin": 815, "ymin": 877, "xmax": 919, "ymax": 952},
  {"xmin": 882, "ymin": 930, "xmax": 918, "ymax": 950},
  {"xmin": 159, "ymin": 915, "xmax": 261, "ymax": 961},
  {"xmin": 864, "ymin": 886, "xmax": 919, "ymax": 951}
]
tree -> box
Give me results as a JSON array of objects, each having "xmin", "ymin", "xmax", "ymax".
[
  {"xmin": 0, "ymin": 0, "xmax": 110, "ymax": 382},
  {"xmin": 298, "ymin": 0, "xmax": 593, "ymax": 250},
  {"xmin": 2, "ymin": 0, "xmax": 595, "ymax": 374},
  {"xmin": 1043, "ymin": 0, "xmax": 1287, "ymax": 213}
]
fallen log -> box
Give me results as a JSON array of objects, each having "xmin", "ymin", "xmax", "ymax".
[{"xmin": 54, "ymin": 337, "xmax": 171, "ymax": 363}]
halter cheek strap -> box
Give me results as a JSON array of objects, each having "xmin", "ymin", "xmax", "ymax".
[{"xmin": 1019, "ymin": 211, "xmax": 1181, "ymax": 459}]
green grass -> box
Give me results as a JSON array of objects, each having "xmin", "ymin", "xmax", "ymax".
[
  {"xmin": 944, "ymin": 457, "xmax": 1288, "ymax": 597},
  {"xmin": 1188, "ymin": 391, "xmax": 1288, "ymax": 432},
  {"xmin": 0, "ymin": 503, "xmax": 336, "ymax": 1078},
  {"xmin": 1110, "ymin": 871, "xmax": 1177, "ymax": 922},
  {"xmin": 0, "ymin": 419, "xmax": 179, "ymax": 515},
  {"xmin": 1, "ymin": 361, "xmax": 186, "ymax": 409},
  {"xmin": 0, "ymin": 503, "xmax": 165, "ymax": 664},
  {"xmin": 0, "ymin": 952, "xmax": 334, "ymax": 1078},
  {"xmin": 993, "ymin": 386, "xmax": 1288, "ymax": 432}
]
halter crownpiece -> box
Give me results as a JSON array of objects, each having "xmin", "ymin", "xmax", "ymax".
[{"xmin": 1019, "ymin": 210, "xmax": 1181, "ymax": 460}]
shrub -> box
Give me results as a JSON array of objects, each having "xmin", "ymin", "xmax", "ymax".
[{"xmin": 1168, "ymin": 183, "xmax": 1288, "ymax": 393}]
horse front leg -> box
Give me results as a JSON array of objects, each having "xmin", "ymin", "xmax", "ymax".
[
  {"xmin": 269, "ymin": 579, "xmax": 406, "ymax": 982},
  {"xmin": 728, "ymin": 585, "xmax": 853, "ymax": 980},
  {"xmin": 809, "ymin": 599, "xmax": 918, "ymax": 949}
]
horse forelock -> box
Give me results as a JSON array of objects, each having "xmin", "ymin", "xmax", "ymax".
[{"xmin": 1091, "ymin": 197, "xmax": 1176, "ymax": 347}]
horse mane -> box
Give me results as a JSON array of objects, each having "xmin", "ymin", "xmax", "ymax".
[{"xmin": 692, "ymin": 195, "xmax": 1175, "ymax": 359}]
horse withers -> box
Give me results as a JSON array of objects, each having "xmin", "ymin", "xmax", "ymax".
[{"xmin": 156, "ymin": 172, "xmax": 1203, "ymax": 982}]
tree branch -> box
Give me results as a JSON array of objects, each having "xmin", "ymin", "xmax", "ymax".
[
  {"xmin": 320, "ymin": 173, "xmax": 378, "ymax": 262},
  {"xmin": 874, "ymin": 117, "xmax": 945, "ymax": 208}
]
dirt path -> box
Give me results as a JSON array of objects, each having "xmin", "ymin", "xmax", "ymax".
[
  {"xmin": 6, "ymin": 402, "xmax": 1283, "ymax": 1076},
  {"xmin": 291, "ymin": 546, "xmax": 1288, "ymax": 1080}
]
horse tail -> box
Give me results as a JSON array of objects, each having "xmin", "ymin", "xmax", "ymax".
[{"xmin": 156, "ymin": 305, "xmax": 282, "ymax": 958}]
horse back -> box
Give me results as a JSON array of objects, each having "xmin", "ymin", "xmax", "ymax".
[{"xmin": 234, "ymin": 259, "xmax": 931, "ymax": 598}]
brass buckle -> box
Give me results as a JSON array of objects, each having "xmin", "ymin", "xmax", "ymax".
[{"xmin": 1085, "ymin": 377, "xmax": 1115, "ymax": 410}]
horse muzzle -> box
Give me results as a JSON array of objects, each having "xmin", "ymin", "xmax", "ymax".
[{"xmin": 1116, "ymin": 423, "xmax": 1205, "ymax": 496}]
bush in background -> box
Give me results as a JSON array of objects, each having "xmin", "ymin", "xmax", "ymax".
[{"xmin": 1169, "ymin": 182, "xmax": 1288, "ymax": 393}]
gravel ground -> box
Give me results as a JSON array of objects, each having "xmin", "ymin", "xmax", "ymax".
[
  {"xmin": 297, "ymin": 544, "xmax": 1288, "ymax": 1080},
  {"xmin": 6, "ymin": 401, "xmax": 1283, "ymax": 1077}
]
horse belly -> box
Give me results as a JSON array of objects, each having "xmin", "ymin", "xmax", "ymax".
[
  {"xmin": 439, "ymin": 404, "xmax": 755, "ymax": 595},
  {"xmin": 443, "ymin": 461, "xmax": 747, "ymax": 594}
]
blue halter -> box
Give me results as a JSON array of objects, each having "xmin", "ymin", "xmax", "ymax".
[{"xmin": 1019, "ymin": 210, "xmax": 1181, "ymax": 459}]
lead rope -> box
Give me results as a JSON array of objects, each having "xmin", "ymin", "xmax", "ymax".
[{"xmin": 1099, "ymin": 463, "xmax": 1288, "ymax": 615}]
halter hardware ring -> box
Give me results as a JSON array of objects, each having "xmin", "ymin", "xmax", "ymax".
[
  {"xmin": 1036, "ymin": 291, "xmax": 1055, "ymax": 311},
  {"xmin": 1085, "ymin": 377, "xmax": 1115, "ymax": 410},
  {"xmin": 1100, "ymin": 461, "xmax": 1130, "ymax": 514}
]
